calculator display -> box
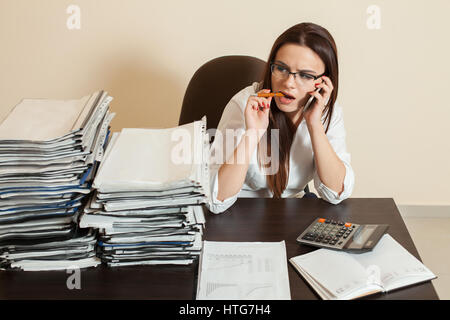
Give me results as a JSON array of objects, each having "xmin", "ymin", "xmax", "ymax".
[{"xmin": 353, "ymin": 225, "xmax": 376, "ymax": 245}]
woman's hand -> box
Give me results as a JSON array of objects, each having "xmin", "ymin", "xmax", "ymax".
[
  {"xmin": 303, "ymin": 75, "xmax": 333, "ymax": 128},
  {"xmin": 217, "ymin": 89, "xmax": 272, "ymax": 201},
  {"xmin": 244, "ymin": 89, "xmax": 272, "ymax": 139}
]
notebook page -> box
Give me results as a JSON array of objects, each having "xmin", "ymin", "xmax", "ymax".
[
  {"xmin": 347, "ymin": 234, "xmax": 436, "ymax": 292},
  {"xmin": 289, "ymin": 248, "xmax": 379, "ymax": 299},
  {"xmin": 289, "ymin": 261, "xmax": 334, "ymax": 299}
]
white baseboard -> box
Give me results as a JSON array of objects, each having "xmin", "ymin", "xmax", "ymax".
[{"xmin": 397, "ymin": 205, "xmax": 450, "ymax": 218}]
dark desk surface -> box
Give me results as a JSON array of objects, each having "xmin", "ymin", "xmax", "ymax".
[{"xmin": 0, "ymin": 198, "xmax": 439, "ymax": 300}]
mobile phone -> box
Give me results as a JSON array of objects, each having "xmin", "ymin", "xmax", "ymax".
[{"xmin": 303, "ymin": 87, "xmax": 322, "ymax": 112}]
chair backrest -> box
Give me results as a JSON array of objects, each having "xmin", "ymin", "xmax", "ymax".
[{"xmin": 179, "ymin": 55, "xmax": 266, "ymax": 130}]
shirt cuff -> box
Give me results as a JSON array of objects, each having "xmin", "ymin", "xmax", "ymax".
[
  {"xmin": 314, "ymin": 161, "xmax": 354, "ymax": 205},
  {"xmin": 205, "ymin": 169, "xmax": 239, "ymax": 214}
]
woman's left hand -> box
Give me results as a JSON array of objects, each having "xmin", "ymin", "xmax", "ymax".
[{"xmin": 303, "ymin": 75, "xmax": 333, "ymax": 127}]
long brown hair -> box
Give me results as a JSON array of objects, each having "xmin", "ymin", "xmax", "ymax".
[{"xmin": 258, "ymin": 22, "xmax": 339, "ymax": 198}]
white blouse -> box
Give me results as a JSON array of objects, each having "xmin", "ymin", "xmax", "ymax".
[{"xmin": 206, "ymin": 82, "xmax": 355, "ymax": 214}]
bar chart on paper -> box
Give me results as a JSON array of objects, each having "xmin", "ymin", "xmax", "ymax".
[{"xmin": 196, "ymin": 241, "xmax": 291, "ymax": 300}]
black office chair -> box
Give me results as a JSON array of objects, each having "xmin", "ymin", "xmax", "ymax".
[
  {"xmin": 179, "ymin": 55, "xmax": 266, "ymax": 130},
  {"xmin": 179, "ymin": 55, "xmax": 315, "ymax": 197}
]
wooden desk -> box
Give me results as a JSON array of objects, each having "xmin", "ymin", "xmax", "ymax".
[
  {"xmin": 204, "ymin": 198, "xmax": 439, "ymax": 300},
  {"xmin": 0, "ymin": 198, "xmax": 438, "ymax": 300}
]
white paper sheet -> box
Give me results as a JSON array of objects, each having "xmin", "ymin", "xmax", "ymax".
[
  {"xmin": 0, "ymin": 95, "xmax": 91, "ymax": 141},
  {"xmin": 9, "ymin": 257, "xmax": 101, "ymax": 271},
  {"xmin": 93, "ymin": 118, "xmax": 209, "ymax": 195},
  {"xmin": 197, "ymin": 241, "xmax": 291, "ymax": 300}
]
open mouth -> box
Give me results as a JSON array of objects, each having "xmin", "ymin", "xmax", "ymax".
[
  {"xmin": 278, "ymin": 91, "xmax": 296, "ymax": 104},
  {"xmin": 281, "ymin": 92, "xmax": 295, "ymax": 99}
]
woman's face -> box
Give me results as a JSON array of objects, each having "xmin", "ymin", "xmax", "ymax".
[{"xmin": 271, "ymin": 43, "xmax": 325, "ymax": 114}]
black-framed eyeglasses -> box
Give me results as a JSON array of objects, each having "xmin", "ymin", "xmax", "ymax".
[{"xmin": 270, "ymin": 62, "xmax": 326, "ymax": 86}]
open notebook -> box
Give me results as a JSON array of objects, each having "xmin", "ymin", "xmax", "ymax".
[{"xmin": 289, "ymin": 234, "xmax": 436, "ymax": 300}]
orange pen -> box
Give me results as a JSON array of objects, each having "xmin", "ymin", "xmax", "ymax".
[{"xmin": 251, "ymin": 92, "xmax": 285, "ymax": 98}]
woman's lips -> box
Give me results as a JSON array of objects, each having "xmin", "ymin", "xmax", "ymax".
[{"xmin": 278, "ymin": 95, "xmax": 295, "ymax": 105}]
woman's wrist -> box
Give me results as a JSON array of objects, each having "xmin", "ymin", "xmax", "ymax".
[
  {"xmin": 245, "ymin": 128, "xmax": 266, "ymax": 142},
  {"xmin": 244, "ymin": 128, "xmax": 262, "ymax": 152},
  {"xmin": 306, "ymin": 119, "xmax": 324, "ymax": 134}
]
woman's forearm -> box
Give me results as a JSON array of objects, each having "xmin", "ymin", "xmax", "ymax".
[
  {"xmin": 216, "ymin": 130, "xmax": 260, "ymax": 201},
  {"xmin": 307, "ymin": 121, "xmax": 346, "ymax": 195}
]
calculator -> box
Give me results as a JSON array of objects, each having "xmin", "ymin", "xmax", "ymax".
[{"xmin": 296, "ymin": 218, "xmax": 389, "ymax": 253}]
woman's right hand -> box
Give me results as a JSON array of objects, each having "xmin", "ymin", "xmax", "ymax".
[{"xmin": 244, "ymin": 89, "xmax": 272, "ymax": 139}]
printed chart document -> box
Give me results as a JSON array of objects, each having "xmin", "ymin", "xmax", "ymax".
[
  {"xmin": 197, "ymin": 241, "xmax": 291, "ymax": 300},
  {"xmin": 289, "ymin": 234, "xmax": 436, "ymax": 300}
]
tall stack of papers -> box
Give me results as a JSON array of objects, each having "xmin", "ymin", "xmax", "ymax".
[
  {"xmin": 0, "ymin": 91, "xmax": 115, "ymax": 270},
  {"xmin": 80, "ymin": 117, "xmax": 209, "ymax": 267}
]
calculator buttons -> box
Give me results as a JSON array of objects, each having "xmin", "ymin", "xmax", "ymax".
[{"xmin": 299, "ymin": 219, "xmax": 369, "ymax": 250}]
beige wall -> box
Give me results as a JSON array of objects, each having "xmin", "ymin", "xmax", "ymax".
[{"xmin": 1, "ymin": 0, "xmax": 449, "ymax": 206}]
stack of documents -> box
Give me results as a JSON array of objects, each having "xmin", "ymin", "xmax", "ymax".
[
  {"xmin": 0, "ymin": 91, "xmax": 115, "ymax": 270},
  {"xmin": 80, "ymin": 118, "xmax": 210, "ymax": 267},
  {"xmin": 0, "ymin": 229, "xmax": 98, "ymax": 271}
]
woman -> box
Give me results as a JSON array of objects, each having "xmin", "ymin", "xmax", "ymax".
[{"xmin": 207, "ymin": 22, "xmax": 354, "ymax": 214}]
